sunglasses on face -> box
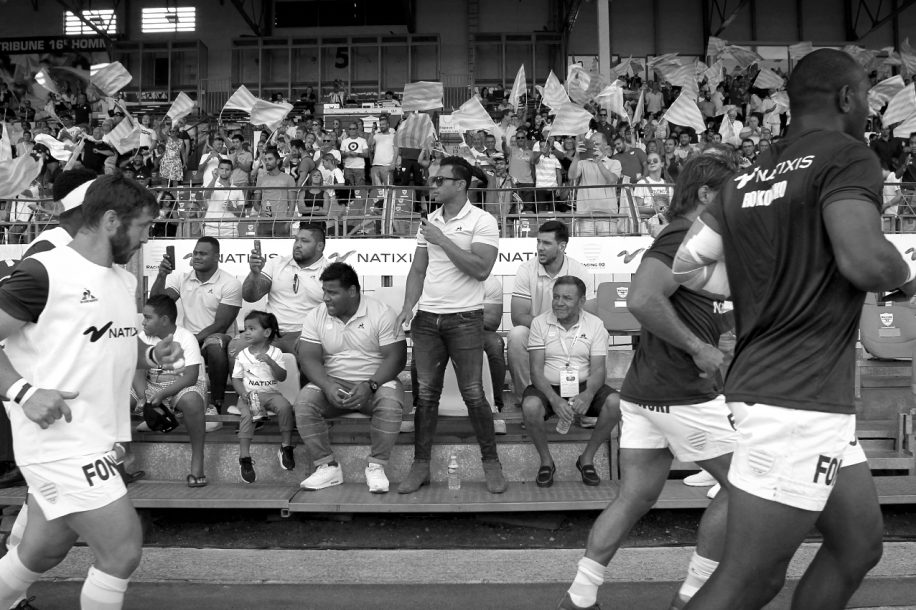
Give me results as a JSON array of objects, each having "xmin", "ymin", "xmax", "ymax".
[{"xmin": 428, "ymin": 176, "xmax": 460, "ymax": 187}]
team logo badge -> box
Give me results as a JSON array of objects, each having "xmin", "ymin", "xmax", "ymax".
[
  {"xmin": 616, "ymin": 287, "xmax": 628, "ymax": 299},
  {"xmin": 880, "ymin": 313, "xmax": 894, "ymax": 327},
  {"xmin": 39, "ymin": 481, "xmax": 58, "ymax": 504}
]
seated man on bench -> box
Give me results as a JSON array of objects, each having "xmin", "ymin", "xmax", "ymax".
[
  {"xmin": 295, "ymin": 262, "xmax": 407, "ymax": 494},
  {"xmin": 521, "ymin": 276, "xmax": 620, "ymax": 488},
  {"xmin": 132, "ymin": 295, "xmax": 213, "ymax": 488}
]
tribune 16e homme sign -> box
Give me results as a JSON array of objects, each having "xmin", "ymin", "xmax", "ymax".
[{"xmin": 0, "ymin": 36, "xmax": 108, "ymax": 54}]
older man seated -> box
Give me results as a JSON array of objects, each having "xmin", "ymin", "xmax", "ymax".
[{"xmin": 521, "ymin": 276, "xmax": 620, "ymax": 488}]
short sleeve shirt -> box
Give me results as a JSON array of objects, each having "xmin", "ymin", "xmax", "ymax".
[
  {"xmin": 620, "ymin": 217, "xmax": 729, "ymax": 405},
  {"xmin": 341, "ymin": 137, "xmax": 369, "ymax": 169},
  {"xmin": 707, "ymin": 128, "xmax": 883, "ymax": 414},
  {"xmin": 484, "ymin": 275, "xmax": 503, "ymax": 305},
  {"xmin": 528, "ymin": 310, "xmax": 608, "ymax": 384},
  {"xmin": 300, "ymin": 295, "xmax": 405, "ymax": 382},
  {"xmin": 139, "ymin": 326, "xmax": 206, "ymax": 385},
  {"xmin": 232, "ymin": 345, "xmax": 285, "ymax": 394},
  {"xmin": 260, "ymin": 255, "xmax": 326, "ymax": 333},
  {"xmin": 512, "ymin": 255, "xmax": 593, "ymax": 318},
  {"xmin": 416, "ymin": 201, "xmax": 499, "ymax": 313},
  {"xmin": 165, "ymin": 268, "xmax": 243, "ymax": 334}
]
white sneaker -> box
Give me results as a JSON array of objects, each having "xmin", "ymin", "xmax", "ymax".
[
  {"xmin": 205, "ymin": 406, "xmax": 223, "ymax": 433},
  {"xmin": 578, "ymin": 416, "xmax": 598, "ymax": 429},
  {"xmin": 365, "ymin": 463, "xmax": 389, "ymax": 494},
  {"xmin": 300, "ymin": 463, "xmax": 343, "ymax": 491},
  {"xmin": 493, "ymin": 418, "xmax": 507, "ymax": 435},
  {"xmin": 226, "ymin": 404, "xmax": 241, "ymax": 416},
  {"xmin": 707, "ymin": 483, "xmax": 721, "ymax": 499},
  {"xmin": 684, "ymin": 469, "xmax": 717, "ymax": 487}
]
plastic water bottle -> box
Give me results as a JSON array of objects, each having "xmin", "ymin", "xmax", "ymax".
[
  {"xmin": 447, "ymin": 454, "xmax": 460, "ymax": 490},
  {"xmin": 248, "ymin": 391, "xmax": 266, "ymax": 421},
  {"xmin": 556, "ymin": 400, "xmax": 572, "ymax": 434}
]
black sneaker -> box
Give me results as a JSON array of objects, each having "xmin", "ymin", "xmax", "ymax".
[
  {"xmin": 278, "ymin": 446, "xmax": 295, "ymax": 471},
  {"xmin": 239, "ymin": 457, "xmax": 256, "ymax": 483}
]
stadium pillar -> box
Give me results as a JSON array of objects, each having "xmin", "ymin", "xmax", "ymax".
[{"xmin": 597, "ymin": 0, "xmax": 611, "ymax": 79}]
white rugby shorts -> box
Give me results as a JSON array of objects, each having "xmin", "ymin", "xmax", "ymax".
[
  {"xmin": 727, "ymin": 402, "xmax": 867, "ymax": 512},
  {"xmin": 619, "ymin": 395, "xmax": 737, "ymax": 462},
  {"xmin": 20, "ymin": 450, "xmax": 127, "ymax": 520}
]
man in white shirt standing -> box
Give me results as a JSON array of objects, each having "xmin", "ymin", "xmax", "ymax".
[
  {"xmin": 369, "ymin": 115, "xmax": 397, "ymax": 190},
  {"xmin": 340, "ymin": 122, "xmax": 370, "ymax": 187},
  {"xmin": 396, "ymin": 156, "xmax": 508, "ymax": 494},
  {"xmin": 202, "ymin": 159, "xmax": 245, "ymax": 238},
  {"xmin": 508, "ymin": 221, "xmax": 593, "ymax": 408}
]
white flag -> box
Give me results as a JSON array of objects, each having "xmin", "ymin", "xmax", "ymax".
[
  {"xmin": 663, "ymin": 92, "xmax": 706, "ymax": 134},
  {"xmin": 222, "ymin": 85, "xmax": 259, "ymax": 113},
  {"xmin": 883, "ymin": 85, "xmax": 916, "ymax": 126},
  {"xmin": 893, "ymin": 112, "xmax": 916, "ymax": 139},
  {"xmin": 451, "ymin": 96, "xmax": 498, "ymax": 133},
  {"xmin": 753, "ymin": 68, "xmax": 784, "ymax": 90},
  {"xmin": 869, "ymin": 75, "xmax": 906, "ymax": 115},
  {"xmin": 536, "ymin": 70, "xmax": 571, "ymax": 110},
  {"xmin": 34, "ymin": 133, "xmax": 75, "ymax": 162},
  {"xmin": 250, "ymin": 99, "xmax": 293, "ymax": 129},
  {"xmin": 167, "ymin": 92, "xmax": 195, "ymax": 123},
  {"xmin": 103, "ymin": 110, "xmax": 141, "ymax": 154},
  {"xmin": 549, "ymin": 104, "xmax": 594, "ymax": 136},
  {"xmin": 0, "ymin": 123, "xmax": 12, "ymax": 162},
  {"xmin": 509, "ymin": 65, "xmax": 526, "ymax": 111}
]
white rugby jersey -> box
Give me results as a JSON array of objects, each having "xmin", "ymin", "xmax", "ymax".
[
  {"xmin": 0, "ymin": 247, "xmax": 138, "ymax": 465},
  {"xmin": 232, "ymin": 345, "xmax": 285, "ymax": 394}
]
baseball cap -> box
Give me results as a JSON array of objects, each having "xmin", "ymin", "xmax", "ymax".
[{"xmin": 143, "ymin": 401, "xmax": 180, "ymax": 433}]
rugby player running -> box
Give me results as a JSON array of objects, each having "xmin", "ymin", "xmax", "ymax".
[{"xmin": 673, "ymin": 49, "xmax": 915, "ymax": 609}]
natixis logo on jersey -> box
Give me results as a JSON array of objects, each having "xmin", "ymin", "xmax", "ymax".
[{"xmin": 83, "ymin": 321, "xmax": 139, "ymax": 343}]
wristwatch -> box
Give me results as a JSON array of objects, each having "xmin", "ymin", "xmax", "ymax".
[{"xmin": 368, "ymin": 380, "xmax": 379, "ymax": 393}]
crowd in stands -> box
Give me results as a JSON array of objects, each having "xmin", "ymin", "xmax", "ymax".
[{"xmin": 2, "ymin": 64, "xmax": 916, "ymax": 243}]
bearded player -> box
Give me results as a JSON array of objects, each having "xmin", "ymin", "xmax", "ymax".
[
  {"xmin": 673, "ymin": 49, "xmax": 916, "ymax": 609},
  {"xmin": 0, "ymin": 175, "xmax": 183, "ymax": 610}
]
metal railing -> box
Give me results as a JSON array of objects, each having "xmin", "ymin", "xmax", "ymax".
[{"xmin": 3, "ymin": 183, "xmax": 915, "ymax": 243}]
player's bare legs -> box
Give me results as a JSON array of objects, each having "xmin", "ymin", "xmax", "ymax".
[
  {"xmin": 14, "ymin": 495, "xmax": 78, "ymax": 572},
  {"xmin": 176, "ymin": 393, "xmax": 206, "ymax": 479},
  {"xmin": 684, "ymin": 487, "xmax": 819, "ymax": 609},
  {"xmin": 791, "ymin": 462, "xmax": 883, "ymax": 610}
]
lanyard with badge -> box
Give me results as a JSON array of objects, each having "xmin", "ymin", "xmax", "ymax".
[{"xmin": 557, "ymin": 324, "xmax": 581, "ymax": 398}]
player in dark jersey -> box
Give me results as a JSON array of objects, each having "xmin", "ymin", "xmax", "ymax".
[
  {"xmin": 558, "ymin": 155, "xmax": 739, "ymax": 610},
  {"xmin": 673, "ymin": 49, "xmax": 916, "ymax": 609}
]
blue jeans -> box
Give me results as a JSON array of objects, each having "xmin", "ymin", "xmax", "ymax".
[{"xmin": 411, "ymin": 309, "xmax": 499, "ymax": 463}]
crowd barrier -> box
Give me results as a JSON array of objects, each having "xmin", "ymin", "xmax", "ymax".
[{"xmin": 3, "ymin": 182, "xmax": 916, "ymax": 242}]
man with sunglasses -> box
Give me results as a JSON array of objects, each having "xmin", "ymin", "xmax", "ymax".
[{"xmin": 397, "ymin": 156, "xmax": 508, "ymax": 495}]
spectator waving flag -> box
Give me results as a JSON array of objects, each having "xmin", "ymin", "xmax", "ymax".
[
  {"xmin": 595, "ymin": 82, "xmax": 626, "ymax": 119},
  {"xmin": 250, "ymin": 99, "xmax": 293, "ymax": 129},
  {"xmin": 401, "ymin": 82, "xmax": 443, "ymax": 112},
  {"xmin": 665, "ymin": 61, "xmax": 700, "ymax": 98},
  {"xmin": 103, "ymin": 109, "xmax": 141, "ymax": 154},
  {"xmin": 788, "ymin": 42, "xmax": 814, "ymax": 60},
  {"xmin": 753, "ymin": 68, "xmax": 784, "ymax": 90},
  {"xmin": 869, "ymin": 75, "xmax": 906, "ymax": 115},
  {"xmin": 451, "ymin": 96, "xmax": 498, "ymax": 133},
  {"xmin": 166, "ymin": 92, "xmax": 196, "ymax": 123},
  {"xmin": 0, "ymin": 155, "xmax": 41, "ymax": 199},
  {"xmin": 537, "ymin": 70, "xmax": 570, "ymax": 111},
  {"xmin": 549, "ymin": 103, "xmax": 593, "ymax": 136},
  {"xmin": 509, "ymin": 65, "xmax": 526, "ymax": 111},
  {"xmin": 663, "ymin": 92, "xmax": 706, "ymax": 134},
  {"xmin": 394, "ymin": 112, "xmax": 435, "ymax": 149},
  {"xmin": 223, "ymin": 85, "xmax": 259, "ymax": 113},
  {"xmin": 883, "ymin": 84, "xmax": 916, "ymax": 126}
]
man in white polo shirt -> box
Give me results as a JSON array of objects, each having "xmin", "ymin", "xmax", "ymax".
[
  {"xmin": 522, "ymin": 277, "xmax": 619, "ymax": 489},
  {"xmin": 508, "ymin": 220, "xmax": 592, "ymax": 407},
  {"xmin": 296, "ymin": 262, "xmax": 407, "ymax": 494},
  {"xmin": 151, "ymin": 236, "xmax": 242, "ymax": 419},
  {"xmin": 396, "ymin": 156, "xmax": 507, "ymax": 494}
]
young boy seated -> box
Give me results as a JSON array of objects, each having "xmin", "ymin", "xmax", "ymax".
[{"xmin": 131, "ymin": 295, "xmax": 215, "ymax": 487}]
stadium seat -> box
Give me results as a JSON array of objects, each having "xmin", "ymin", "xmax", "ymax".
[
  {"xmin": 860, "ymin": 291, "xmax": 916, "ymax": 360},
  {"xmin": 596, "ymin": 282, "xmax": 640, "ymax": 335}
]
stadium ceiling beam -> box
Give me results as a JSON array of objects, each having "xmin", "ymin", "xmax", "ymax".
[
  {"xmin": 704, "ymin": 0, "xmax": 752, "ymax": 37},
  {"xmin": 227, "ymin": 0, "xmax": 267, "ymax": 37},
  {"xmin": 561, "ymin": 0, "xmax": 583, "ymax": 37},
  {"xmin": 850, "ymin": 0, "xmax": 916, "ymax": 41}
]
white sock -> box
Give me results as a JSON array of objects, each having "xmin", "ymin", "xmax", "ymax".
[
  {"xmin": 7, "ymin": 505, "xmax": 28, "ymax": 550},
  {"xmin": 80, "ymin": 566, "xmax": 129, "ymax": 610},
  {"xmin": 0, "ymin": 548, "xmax": 42, "ymax": 608},
  {"xmin": 568, "ymin": 556, "xmax": 605, "ymax": 607},
  {"xmin": 677, "ymin": 551, "xmax": 719, "ymax": 599}
]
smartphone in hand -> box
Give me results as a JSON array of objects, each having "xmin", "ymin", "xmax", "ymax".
[
  {"xmin": 253, "ymin": 240, "xmax": 261, "ymax": 257},
  {"xmin": 165, "ymin": 245, "xmax": 175, "ymax": 264}
]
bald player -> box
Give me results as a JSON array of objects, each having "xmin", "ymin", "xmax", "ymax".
[{"xmin": 673, "ymin": 49, "xmax": 915, "ymax": 609}]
